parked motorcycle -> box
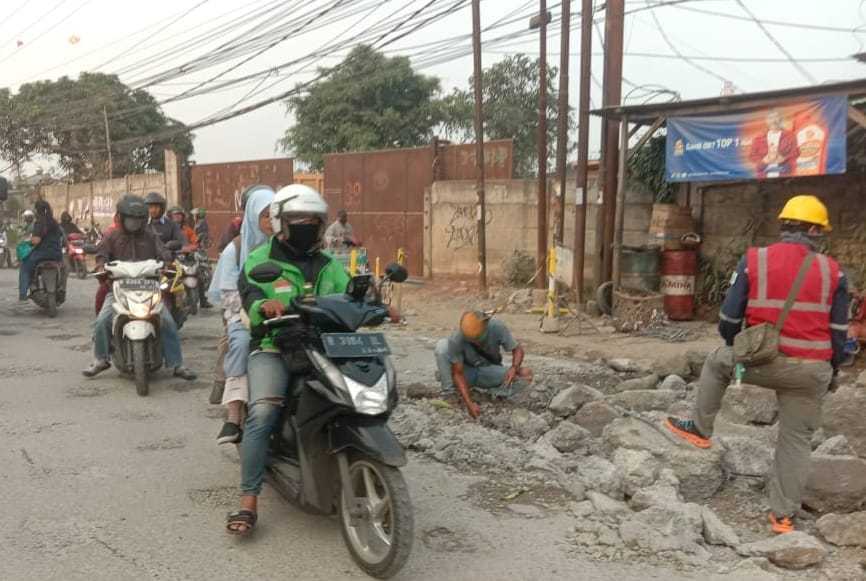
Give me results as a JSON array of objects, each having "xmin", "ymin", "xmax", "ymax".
[
  {"xmin": 29, "ymin": 260, "xmax": 67, "ymax": 317},
  {"xmin": 248, "ymin": 261, "xmax": 412, "ymax": 579},
  {"xmin": 105, "ymin": 259, "xmax": 166, "ymax": 396},
  {"xmin": 64, "ymin": 232, "xmax": 88, "ymax": 279}
]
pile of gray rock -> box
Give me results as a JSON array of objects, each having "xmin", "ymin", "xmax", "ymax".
[{"xmin": 392, "ymin": 352, "xmax": 866, "ymax": 577}]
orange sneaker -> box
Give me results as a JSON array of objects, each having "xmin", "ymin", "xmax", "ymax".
[
  {"xmin": 664, "ymin": 417, "xmax": 711, "ymax": 449},
  {"xmin": 769, "ymin": 513, "xmax": 795, "ymax": 534}
]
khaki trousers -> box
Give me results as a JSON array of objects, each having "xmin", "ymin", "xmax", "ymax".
[{"xmin": 694, "ymin": 346, "xmax": 832, "ymax": 517}]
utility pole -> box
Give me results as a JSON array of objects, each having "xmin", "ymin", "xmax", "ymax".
[
  {"xmin": 533, "ymin": 1, "xmax": 549, "ymax": 290},
  {"xmin": 103, "ymin": 106, "xmax": 113, "ymax": 179},
  {"xmin": 471, "ymin": 0, "xmax": 487, "ymax": 291},
  {"xmin": 573, "ymin": 0, "xmax": 592, "ymax": 305},
  {"xmin": 554, "ymin": 0, "xmax": 570, "ymax": 247},
  {"xmin": 599, "ymin": 0, "xmax": 624, "ymax": 283}
]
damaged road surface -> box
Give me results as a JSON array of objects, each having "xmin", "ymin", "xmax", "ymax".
[{"xmin": 0, "ymin": 270, "xmax": 862, "ymax": 580}]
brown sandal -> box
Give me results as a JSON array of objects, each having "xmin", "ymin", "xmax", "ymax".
[{"xmin": 226, "ymin": 509, "xmax": 257, "ymax": 535}]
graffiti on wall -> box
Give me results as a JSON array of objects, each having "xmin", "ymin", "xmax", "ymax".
[{"xmin": 445, "ymin": 205, "xmax": 493, "ymax": 249}]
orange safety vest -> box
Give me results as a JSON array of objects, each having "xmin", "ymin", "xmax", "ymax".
[{"xmin": 745, "ymin": 242, "xmax": 840, "ymax": 361}]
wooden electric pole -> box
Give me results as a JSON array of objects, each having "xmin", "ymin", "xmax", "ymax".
[
  {"xmin": 599, "ymin": 0, "xmax": 624, "ymax": 283},
  {"xmin": 573, "ymin": 0, "xmax": 593, "ymax": 306},
  {"xmin": 103, "ymin": 106, "xmax": 113, "ymax": 179},
  {"xmin": 534, "ymin": 1, "xmax": 549, "ymax": 290},
  {"xmin": 471, "ymin": 0, "xmax": 487, "ymax": 291},
  {"xmin": 554, "ymin": 0, "xmax": 571, "ymax": 247}
]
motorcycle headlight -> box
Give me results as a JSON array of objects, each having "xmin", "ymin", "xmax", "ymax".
[{"xmin": 308, "ymin": 351, "xmax": 388, "ymax": 415}]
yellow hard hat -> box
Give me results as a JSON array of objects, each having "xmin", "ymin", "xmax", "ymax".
[
  {"xmin": 778, "ymin": 195, "xmax": 831, "ymax": 232},
  {"xmin": 460, "ymin": 311, "xmax": 490, "ymax": 341}
]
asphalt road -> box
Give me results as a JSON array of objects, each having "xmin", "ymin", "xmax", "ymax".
[{"xmin": 0, "ymin": 269, "xmax": 769, "ymax": 581}]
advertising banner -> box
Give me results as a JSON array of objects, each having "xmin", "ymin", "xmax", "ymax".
[{"xmin": 666, "ymin": 95, "xmax": 847, "ymax": 182}]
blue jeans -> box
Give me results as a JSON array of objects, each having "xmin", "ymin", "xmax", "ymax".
[
  {"xmin": 18, "ymin": 247, "xmax": 62, "ymax": 300},
  {"xmin": 434, "ymin": 338, "xmax": 512, "ymax": 393},
  {"xmin": 92, "ymin": 293, "xmax": 183, "ymax": 368},
  {"xmin": 241, "ymin": 351, "xmax": 291, "ymax": 496},
  {"xmin": 224, "ymin": 320, "xmax": 250, "ymax": 378}
]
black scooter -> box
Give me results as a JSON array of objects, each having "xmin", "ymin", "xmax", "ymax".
[{"xmin": 248, "ymin": 262, "xmax": 412, "ymax": 580}]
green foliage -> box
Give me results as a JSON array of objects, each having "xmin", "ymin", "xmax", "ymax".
[
  {"xmin": 280, "ymin": 45, "xmax": 442, "ymax": 170},
  {"xmin": 439, "ymin": 54, "xmax": 573, "ymax": 178},
  {"xmin": 628, "ymin": 133, "xmax": 675, "ymax": 203},
  {"xmin": 1, "ymin": 73, "xmax": 193, "ymax": 182}
]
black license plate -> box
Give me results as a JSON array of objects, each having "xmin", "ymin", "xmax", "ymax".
[
  {"xmin": 120, "ymin": 278, "xmax": 159, "ymax": 291},
  {"xmin": 322, "ymin": 333, "xmax": 390, "ymax": 358}
]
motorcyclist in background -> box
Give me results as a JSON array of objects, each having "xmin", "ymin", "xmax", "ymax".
[
  {"xmin": 145, "ymin": 192, "xmax": 187, "ymax": 247},
  {"xmin": 82, "ymin": 194, "xmax": 196, "ymax": 381},
  {"xmin": 20, "ymin": 209, "xmax": 36, "ymax": 236},
  {"xmin": 59, "ymin": 211, "xmax": 83, "ymax": 237},
  {"xmin": 226, "ymin": 184, "xmax": 350, "ymax": 536},
  {"xmin": 192, "ymin": 208, "xmax": 210, "ymax": 249},
  {"xmin": 169, "ymin": 206, "xmax": 198, "ymax": 247},
  {"xmin": 18, "ymin": 201, "xmax": 63, "ymax": 301}
]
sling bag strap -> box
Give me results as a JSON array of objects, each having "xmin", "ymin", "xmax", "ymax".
[{"xmin": 774, "ymin": 252, "xmax": 816, "ymax": 331}]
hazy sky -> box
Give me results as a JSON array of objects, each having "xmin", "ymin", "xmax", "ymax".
[{"xmin": 1, "ymin": 0, "xmax": 864, "ymax": 167}]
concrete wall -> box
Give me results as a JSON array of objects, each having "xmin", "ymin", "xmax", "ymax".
[
  {"xmin": 427, "ymin": 173, "xmax": 655, "ymax": 286},
  {"xmin": 39, "ymin": 150, "xmax": 180, "ymax": 228}
]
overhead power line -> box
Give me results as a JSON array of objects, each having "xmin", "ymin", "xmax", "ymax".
[
  {"xmin": 733, "ymin": 0, "xmax": 816, "ymax": 84},
  {"xmin": 667, "ymin": 2, "xmax": 866, "ymax": 34}
]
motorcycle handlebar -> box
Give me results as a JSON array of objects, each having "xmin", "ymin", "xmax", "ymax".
[{"xmin": 262, "ymin": 314, "xmax": 301, "ymax": 328}]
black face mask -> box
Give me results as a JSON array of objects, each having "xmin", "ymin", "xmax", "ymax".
[
  {"xmin": 123, "ymin": 217, "xmax": 145, "ymax": 233},
  {"xmin": 286, "ymin": 223, "xmax": 320, "ymax": 254}
]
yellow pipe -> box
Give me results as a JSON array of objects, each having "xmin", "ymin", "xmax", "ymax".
[
  {"xmin": 375, "ymin": 257, "xmax": 381, "ymax": 278},
  {"xmin": 350, "ymin": 249, "xmax": 358, "ymax": 275}
]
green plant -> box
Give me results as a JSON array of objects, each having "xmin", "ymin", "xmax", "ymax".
[{"xmin": 628, "ymin": 133, "xmax": 675, "ymax": 203}]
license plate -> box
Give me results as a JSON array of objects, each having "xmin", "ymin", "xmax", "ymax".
[
  {"xmin": 120, "ymin": 278, "xmax": 159, "ymax": 292},
  {"xmin": 322, "ymin": 333, "xmax": 390, "ymax": 358}
]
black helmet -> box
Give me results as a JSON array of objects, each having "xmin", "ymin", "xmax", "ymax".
[
  {"xmin": 117, "ymin": 194, "xmax": 148, "ymax": 219},
  {"xmin": 144, "ymin": 192, "xmax": 166, "ymax": 207}
]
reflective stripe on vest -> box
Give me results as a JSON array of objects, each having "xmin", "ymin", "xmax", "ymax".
[{"xmin": 745, "ymin": 243, "xmax": 837, "ymax": 361}]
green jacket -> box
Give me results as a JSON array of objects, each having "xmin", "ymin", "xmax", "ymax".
[{"xmin": 239, "ymin": 238, "xmax": 350, "ymax": 351}]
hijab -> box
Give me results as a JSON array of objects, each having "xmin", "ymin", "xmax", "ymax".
[{"xmin": 208, "ymin": 186, "xmax": 275, "ymax": 302}]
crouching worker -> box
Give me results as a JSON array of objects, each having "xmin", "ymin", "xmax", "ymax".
[
  {"xmin": 666, "ymin": 195, "xmax": 847, "ymax": 535},
  {"xmin": 207, "ymin": 186, "xmax": 275, "ymax": 444},
  {"xmin": 435, "ymin": 311, "xmax": 533, "ymax": 419}
]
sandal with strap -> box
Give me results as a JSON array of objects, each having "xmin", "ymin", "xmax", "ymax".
[{"xmin": 226, "ymin": 509, "xmax": 257, "ymax": 536}]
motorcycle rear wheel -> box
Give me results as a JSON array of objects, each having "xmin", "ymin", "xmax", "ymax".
[
  {"xmin": 339, "ymin": 457, "xmax": 413, "ymax": 579},
  {"xmin": 46, "ymin": 292, "xmax": 57, "ymax": 318},
  {"xmin": 132, "ymin": 341, "xmax": 149, "ymax": 396},
  {"xmin": 187, "ymin": 287, "xmax": 199, "ymax": 316},
  {"xmin": 76, "ymin": 261, "xmax": 87, "ymax": 279}
]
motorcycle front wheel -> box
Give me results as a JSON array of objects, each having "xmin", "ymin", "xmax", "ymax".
[
  {"xmin": 339, "ymin": 457, "xmax": 413, "ymax": 579},
  {"xmin": 76, "ymin": 261, "xmax": 87, "ymax": 279},
  {"xmin": 187, "ymin": 287, "xmax": 199, "ymax": 316},
  {"xmin": 132, "ymin": 341, "xmax": 149, "ymax": 396}
]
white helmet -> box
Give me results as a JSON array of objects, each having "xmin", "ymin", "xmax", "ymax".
[
  {"xmin": 270, "ymin": 184, "xmax": 329, "ymax": 251},
  {"xmin": 23, "ymin": 210, "xmax": 35, "ymax": 219}
]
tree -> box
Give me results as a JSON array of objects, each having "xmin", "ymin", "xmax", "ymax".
[
  {"xmin": 439, "ymin": 54, "xmax": 573, "ymax": 178},
  {"xmin": 2, "ymin": 73, "xmax": 193, "ymax": 182},
  {"xmin": 280, "ymin": 45, "xmax": 442, "ymax": 170}
]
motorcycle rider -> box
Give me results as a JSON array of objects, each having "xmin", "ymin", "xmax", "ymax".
[
  {"xmin": 20, "ymin": 209, "xmax": 36, "ymax": 236},
  {"xmin": 145, "ymin": 192, "xmax": 187, "ymax": 247},
  {"xmin": 59, "ymin": 211, "xmax": 83, "ymax": 237},
  {"xmin": 18, "ymin": 200, "xmax": 63, "ymax": 301},
  {"xmin": 168, "ymin": 206, "xmax": 198, "ymax": 246},
  {"xmin": 82, "ymin": 194, "xmax": 196, "ymax": 381},
  {"xmin": 207, "ymin": 186, "xmax": 275, "ymax": 444},
  {"xmin": 226, "ymin": 184, "xmax": 350, "ymax": 535},
  {"xmin": 192, "ymin": 208, "xmax": 210, "ymax": 249}
]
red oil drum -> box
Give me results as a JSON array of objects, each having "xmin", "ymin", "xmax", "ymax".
[{"xmin": 660, "ymin": 250, "xmax": 697, "ymax": 320}]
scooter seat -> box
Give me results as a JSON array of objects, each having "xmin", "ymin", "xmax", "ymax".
[{"xmin": 36, "ymin": 261, "xmax": 63, "ymax": 270}]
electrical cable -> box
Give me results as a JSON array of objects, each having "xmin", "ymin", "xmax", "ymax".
[
  {"xmin": 0, "ymin": 0, "xmax": 94, "ymax": 68},
  {"xmin": 733, "ymin": 0, "xmax": 816, "ymax": 84}
]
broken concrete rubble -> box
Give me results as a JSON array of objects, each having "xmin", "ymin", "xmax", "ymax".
[
  {"xmin": 619, "ymin": 501, "xmax": 709, "ymax": 557},
  {"xmin": 804, "ymin": 454, "xmax": 866, "ymax": 513},
  {"xmin": 571, "ymin": 400, "xmax": 620, "ymax": 436},
  {"xmin": 720, "ymin": 384, "xmax": 779, "ymax": 425},
  {"xmin": 700, "ymin": 506, "xmax": 740, "ymax": 547},
  {"xmin": 815, "ymin": 434, "xmax": 855, "ymax": 457},
  {"xmin": 718, "ymin": 436, "xmax": 774, "ymax": 477},
  {"xmin": 607, "ymin": 358, "xmax": 643, "ymax": 373},
  {"xmin": 612, "ymin": 448, "xmax": 659, "ymax": 496},
  {"xmin": 816, "ymin": 511, "xmax": 866, "ymax": 548},
  {"xmin": 739, "ymin": 531, "xmax": 828, "ymax": 570},
  {"xmin": 575, "ymin": 455, "xmax": 625, "ymax": 499},
  {"xmin": 653, "ymin": 355, "xmax": 692, "ymax": 379},
  {"xmin": 660, "ymin": 374, "xmax": 688, "ymax": 392},
  {"xmin": 822, "ymin": 385, "xmax": 866, "ymax": 459},
  {"xmin": 612, "ymin": 374, "xmax": 660, "ymax": 393},
  {"xmin": 547, "ymin": 384, "xmax": 603, "ymax": 417},
  {"xmin": 543, "ymin": 420, "xmax": 591, "ymax": 453},
  {"xmin": 608, "ymin": 389, "xmax": 680, "ymax": 412}
]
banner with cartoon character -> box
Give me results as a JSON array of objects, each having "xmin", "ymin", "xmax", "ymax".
[{"xmin": 666, "ymin": 95, "xmax": 847, "ymax": 182}]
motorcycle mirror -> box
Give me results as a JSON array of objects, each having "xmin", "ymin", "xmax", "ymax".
[
  {"xmin": 165, "ymin": 240, "xmax": 182, "ymax": 252},
  {"xmin": 249, "ymin": 261, "xmax": 283, "ymax": 284},
  {"xmin": 347, "ymin": 274, "xmax": 373, "ymax": 300},
  {"xmin": 83, "ymin": 244, "xmax": 98, "ymax": 254},
  {"xmin": 384, "ymin": 263, "xmax": 408, "ymax": 283}
]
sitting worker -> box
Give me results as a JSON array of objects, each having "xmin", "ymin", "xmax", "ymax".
[
  {"xmin": 82, "ymin": 194, "xmax": 196, "ymax": 381},
  {"xmin": 324, "ymin": 209, "xmax": 356, "ymax": 250},
  {"xmin": 666, "ymin": 194, "xmax": 846, "ymax": 535},
  {"xmin": 434, "ymin": 311, "xmax": 533, "ymax": 418}
]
